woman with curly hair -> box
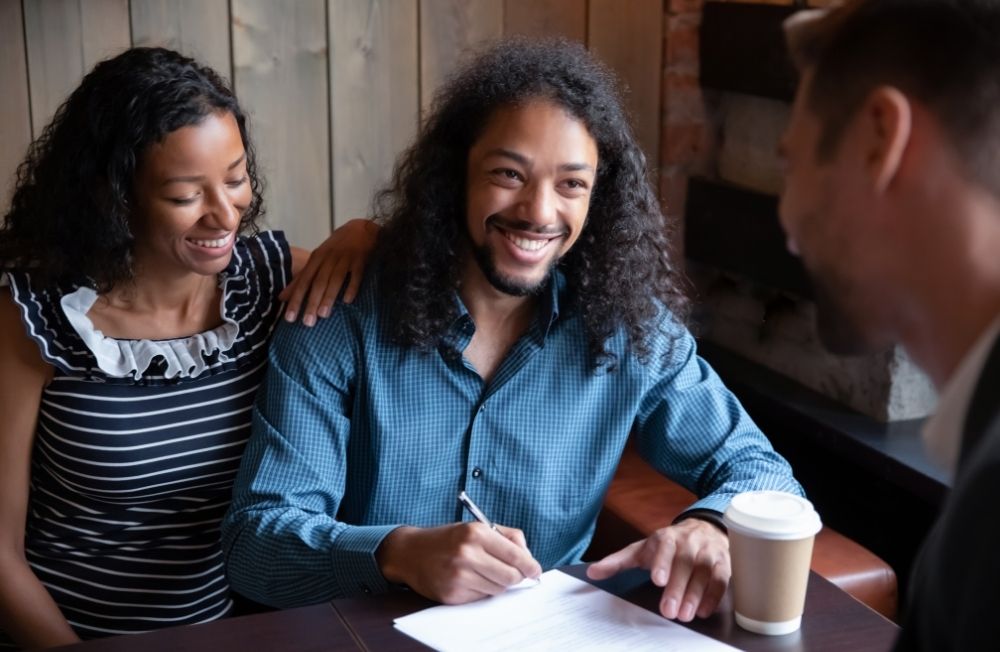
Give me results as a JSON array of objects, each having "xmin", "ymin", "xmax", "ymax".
[{"xmin": 0, "ymin": 47, "xmax": 376, "ymax": 648}]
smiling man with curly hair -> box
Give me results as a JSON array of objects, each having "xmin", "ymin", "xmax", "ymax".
[{"xmin": 222, "ymin": 38, "xmax": 802, "ymax": 622}]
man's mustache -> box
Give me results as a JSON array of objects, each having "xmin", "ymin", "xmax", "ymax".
[{"xmin": 485, "ymin": 214, "xmax": 567, "ymax": 237}]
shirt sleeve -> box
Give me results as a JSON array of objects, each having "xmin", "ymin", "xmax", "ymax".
[
  {"xmin": 633, "ymin": 323, "xmax": 804, "ymax": 516},
  {"xmin": 220, "ymin": 310, "xmax": 399, "ymax": 608}
]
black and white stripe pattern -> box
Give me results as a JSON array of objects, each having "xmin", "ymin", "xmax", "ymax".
[{"xmin": 5, "ymin": 232, "xmax": 290, "ymax": 641}]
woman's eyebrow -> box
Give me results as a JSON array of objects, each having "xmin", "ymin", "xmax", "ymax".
[{"xmin": 162, "ymin": 153, "xmax": 247, "ymax": 185}]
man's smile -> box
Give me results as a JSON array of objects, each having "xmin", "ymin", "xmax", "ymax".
[
  {"xmin": 488, "ymin": 217, "xmax": 567, "ymax": 257},
  {"xmin": 501, "ymin": 230, "xmax": 552, "ymax": 252}
]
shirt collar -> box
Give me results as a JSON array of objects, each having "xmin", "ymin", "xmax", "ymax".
[
  {"xmin": 444, "ymin": 270, "xmax": 565, "ymax": 346},
  {"xmin": 922, "ymin": 314, "xmax": 1000, "ymax": 475},
  {"xmin": 539, "ymin": 269, "xmax": 564, "ymax": 334}
]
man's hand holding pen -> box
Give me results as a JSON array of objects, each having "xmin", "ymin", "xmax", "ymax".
[
  {"xmin": 375, "ymin": 522, "xmax": 542, "ymax": 604},
  {"xmin": 375, "ymin": 492, "xmax": 541, "ymax": 604}
]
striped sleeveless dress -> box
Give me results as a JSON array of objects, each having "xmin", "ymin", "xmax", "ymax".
[{"xmin": 3, "ymin": 231, "xmax": 290, "ymax": 641}]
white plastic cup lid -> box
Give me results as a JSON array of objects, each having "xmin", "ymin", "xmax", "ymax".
[{"xmin": 723, "ymin": 491, "xmax": 822, "ymax": 540}]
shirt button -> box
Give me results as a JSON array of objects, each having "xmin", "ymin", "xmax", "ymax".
[
  {"xmin": 360, "ymin": 584, "xmax": 371, "ymax": 595},
  {"xmin": 479, "ymin": 403, "xmax": 486, "ymax": 413},
  {"xmin": 472, "ymin": 467, "xmax": 483, "ymax": 479}
]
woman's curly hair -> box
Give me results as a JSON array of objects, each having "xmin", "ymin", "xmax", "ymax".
[
  {"xmin": 375, "ymin": 38, "xmax": 690, "ymax": 369},
  {"xmin": 0, "ymin": 47, "xmax": 264, "ymax": 292}
]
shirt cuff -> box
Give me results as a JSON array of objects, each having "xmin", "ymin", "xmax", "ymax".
[
  {"xmin": 331, "ymin": 524, "xmax": 401, "ymax": 596},
  {"xmin": 673, "ymin": 508, "xmax": 727, "ymax": 534},
  {"xmin": 681, "ymin": 493, "xmax": 735, "ymax": 516}
]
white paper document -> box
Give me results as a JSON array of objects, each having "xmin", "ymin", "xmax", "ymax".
[{"xmin": 393, "ymin": 569, "xmax": 742, "ymax": 651}]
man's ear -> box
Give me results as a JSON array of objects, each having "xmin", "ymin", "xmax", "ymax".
[{"xmin": 860, "ymin": 86, "xmax": 912, "ymax": 194}]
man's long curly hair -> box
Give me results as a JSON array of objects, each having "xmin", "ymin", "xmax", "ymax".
[
  {"xmin": 0, "ymin": 47, "xmax": 264, "ymax": 292},
  {"xmin": 375, "ymin": 38, "xmax": 689, "ymax": 369}
]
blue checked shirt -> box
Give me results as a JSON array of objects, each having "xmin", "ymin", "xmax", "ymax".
[{"xmin": 221, "ymin": 272, "xmax": 802, "ymax": 607}]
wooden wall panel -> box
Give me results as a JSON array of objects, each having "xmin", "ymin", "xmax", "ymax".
[
  {"xmin": 503, "ymin": 0, "xmax": 586, "ymax": 43},
  {"xmin": 328, "ymin": 0, "xmax": 419, "ymax": 226},
  {"xmin": 6, "ymin": 0, "xmax": 673, "ymax": 239},
  {"xmin": 23, "ymin": 0, "xmax": 86, "ymax": 128},
  {"xmin": 0, "ymin": 0, "xmax": 31, "ymax": 203},
  {"xmin": 80, "ymin": 0, "xmax": 130, "ymax": 66},
  {"xmin": 419, "ymin": 0, "xmax": 502, "ymax": 113},
  {"xmin": 130, "ymin": 0, "xmax": 232, "ymax": 80},
  {"xmin": 588, "ymin": 0, "xmax": 663, "ymax": 173},
  {"xmin": 232, "ymin": 0, "xmax": 332, "ymax": 246},
  {"xmin": 24, "ymin": 0, "xmax": 131, "ymax": 137}
]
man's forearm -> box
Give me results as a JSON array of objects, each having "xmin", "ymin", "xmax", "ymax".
[{"xmin": 222, "ymin": 506, "xmax": 399, "ymax": 608}]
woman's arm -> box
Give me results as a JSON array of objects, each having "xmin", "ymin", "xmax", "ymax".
[
  {"xmin": 281, "ymin": 218, "xmax": 380, "ymax": 326},
  {"xmin": 0, "ymin": 291, "xmax": 78, "ymax": 649}
]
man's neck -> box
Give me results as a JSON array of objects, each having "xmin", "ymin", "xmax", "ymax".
[
  {"xmin": 457, "ymin": 256, "xmax": 542, "ymax": 384},
  {"xmin": 904, "ymin": 287, "xmax": 1000, "ymax": 389},
  {"xmin": 457, "ymin": 256, "xmax": 540, "ymax": 336},
  {"xmin": 897, "ymin": 194, "xmax": 1000, "ymax": 387}
]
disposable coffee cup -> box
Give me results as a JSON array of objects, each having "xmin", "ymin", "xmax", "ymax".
[{"xmin": 723, "ymin": 491, "xmax": 822, "ymax": 636}]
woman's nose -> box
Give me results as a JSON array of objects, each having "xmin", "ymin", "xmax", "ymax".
[{"xmin": 204, "ymin": 186, "xmax": 241, "ymax": 230}]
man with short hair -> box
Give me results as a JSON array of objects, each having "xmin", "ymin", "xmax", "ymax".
[
  {"xmin": 780, "ymin": 2, "xmax": 1000, "ymax": 649},
  {"xmin": 222, "ymin": 39, "xmax": 801, "ymax": 623}
]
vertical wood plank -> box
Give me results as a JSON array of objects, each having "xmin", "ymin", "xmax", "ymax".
[
  {"xmin": 588, "ymin": 0, "xmax": 663, "ymax": 173},
  {"xmin": 24, "ymin": 0, "xmax": 85, "ymax": 138},
  {"xmin": 232, "ymin": 0, "xmax": 331, "ymax": 246},
  {"xmin": 328, "ymin": 0, "xmax": 419, "ymax": 226},
  {"xmin": 0, "ymin": 0, "xmax": 32, "ymax": 203},
  {"xmin": 503, "ymin": 0, "xmax": 586, "ymax": 43},
  {"xmin": 419, "ymin": 0, "xmax": 502, "ymax": 113},
  {"xmin": 130, "ymin": 0, "xmax": 232, "ymax": 80},
  {"xmin": 24, "ymin": 0, "xmax": 130, "ymax": 137},
  {"xmin": 80, "ymin": 0, "xmax": 130, "ymax": 65}
]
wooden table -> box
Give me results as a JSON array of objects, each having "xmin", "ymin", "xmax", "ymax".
[
  {"xmin": 47, "ymin": 566, "xmax": 898, "ymax": 651},
  {"xmin": 39, "ymin": 603, "xmax": 353, "ymax": 652}
]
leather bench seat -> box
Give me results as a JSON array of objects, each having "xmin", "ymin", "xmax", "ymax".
[{"xmin": 586, "ymin": 446, "xmax": 898, "ymax": 620}]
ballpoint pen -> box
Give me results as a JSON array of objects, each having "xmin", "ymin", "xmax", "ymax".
[
  {"xmin": 458, "ymin": 490, "xmax": 496, "ymax": 530},
  {"xmin": 458, "ymin": 490, "xmax": 541, "ymax": 587}
]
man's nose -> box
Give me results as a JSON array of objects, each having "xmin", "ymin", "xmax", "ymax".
[{"xmin": 520, "ymin": 183, "xmax": 558, "ymax": 226}]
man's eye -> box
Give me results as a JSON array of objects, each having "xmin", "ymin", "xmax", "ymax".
[
  {"xmin": 167, "ymin": 197, "xmax": 197, "ymax": 206},
  {"xmin": 493, "ymin": 168, "xmax": 522, "ymax": 181}
]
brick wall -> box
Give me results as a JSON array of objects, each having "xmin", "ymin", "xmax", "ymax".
[
  {"xmin": 659, "ymin": 0, "xmax": 937, "ymax": 421},
  {"xmin": 660, "ymin": 0, "xmax": 711, "ymax": 226},
  {"xmin": 660, "ymin": 0, "xmax": 840, "ymax": 219}
]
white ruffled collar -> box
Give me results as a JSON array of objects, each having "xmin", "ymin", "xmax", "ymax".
[{"xmin": 60, "ymin": 277, "xmax": 241, "ymax": 381}]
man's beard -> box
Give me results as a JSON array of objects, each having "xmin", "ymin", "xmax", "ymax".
[
  {"xmin": 470, "ymin": 239, "xmax": 554, "ymax": 297},
  {"xmin": 811, "ymin": 275, "xmax": 886, "ymax": 356}
]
